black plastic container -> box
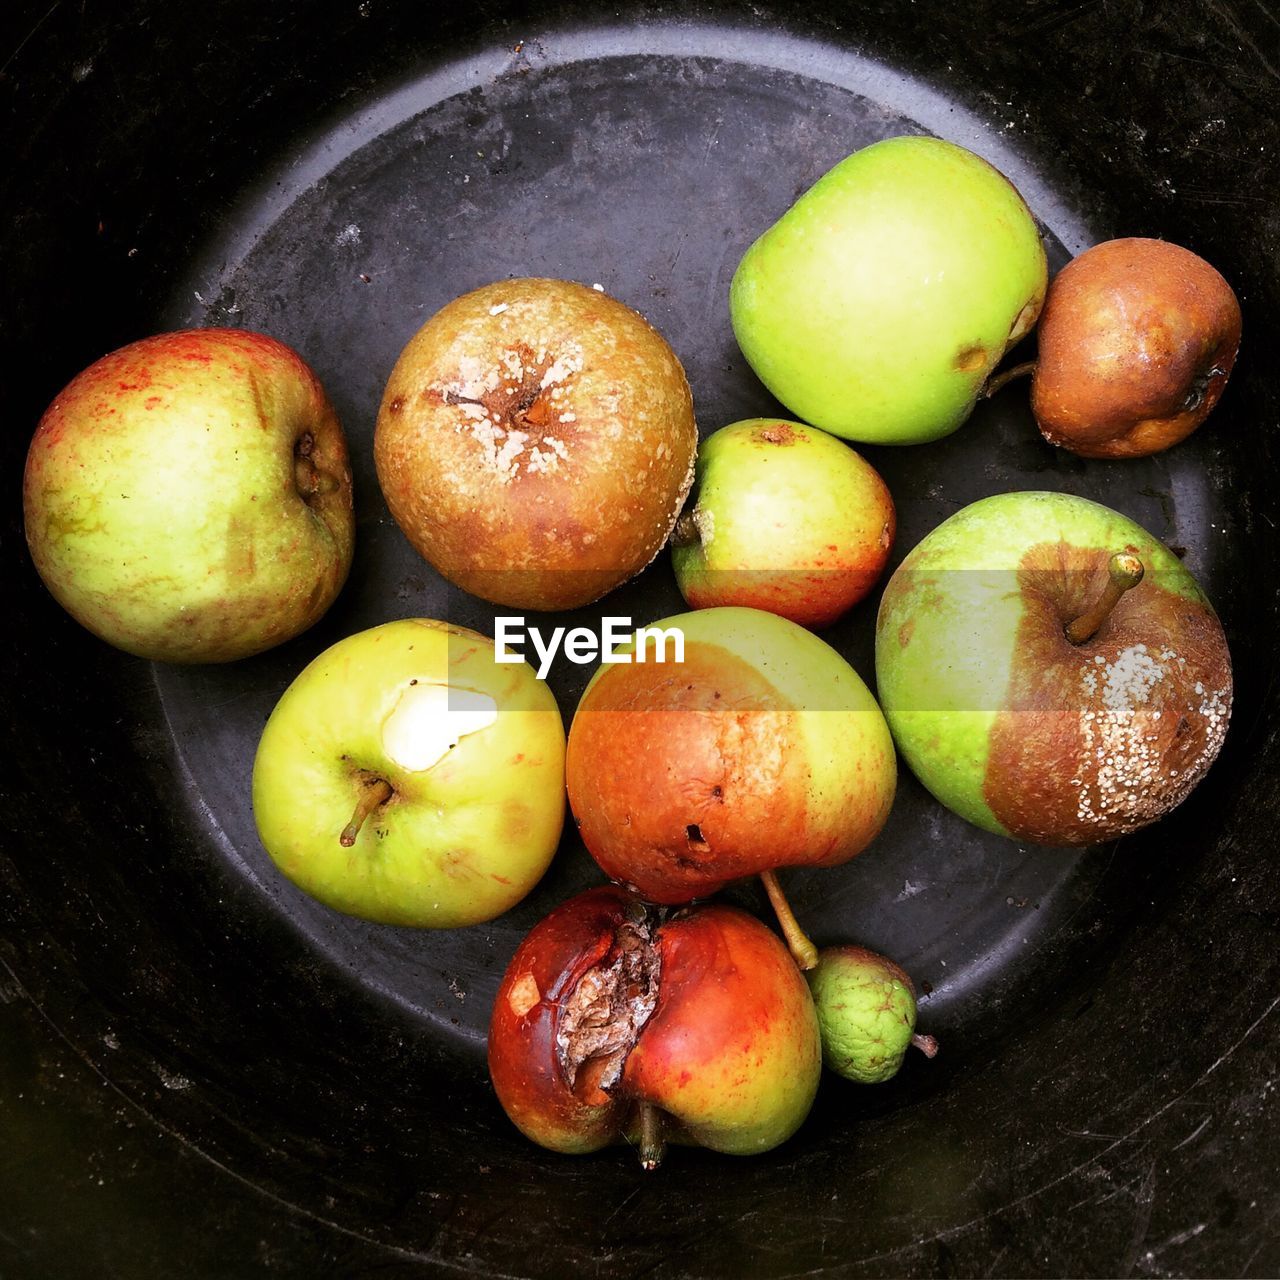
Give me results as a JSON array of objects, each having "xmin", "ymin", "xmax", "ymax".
[{"xmin": 3, "ymin": 2, "xmax": 1278, "ymax": 1275}]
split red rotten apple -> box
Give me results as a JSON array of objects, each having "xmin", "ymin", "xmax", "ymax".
[
  {"xmin": 1016, "ymin": 237, "xmax": 1241, "ymax": 459},
  {"xmin": 488, "ymin": 886, "xmax": 822, "ymax": 1168}
]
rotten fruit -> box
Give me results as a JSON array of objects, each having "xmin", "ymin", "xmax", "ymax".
[
  {"xmin": 252, "ymin": 618, "xmax": 565, "ymax": 927},
  {"xmin": 565, "ymin": 606, "xmax": 896, "ymax": 917},
  {"xmin": 488, "ymin": 885, "xmax": 822, "ymax": 1166},
  {"xmin": 374, "ymin": 278, "xmax": 696, "ymax": 611},
  {"xmin": 1028, "ymin": 237, "xmax": 1241, "ymax": 459},
  {"xmin": 874, "ymin": 491, "xmax": 1232, "ymax": 845},
  {"xmin": 23, "ymin": 328, "xmax": 354, "ymax": 663},
  {"xmin": 671, "ymin": 418, "xmax": 895, "ymax": 627}
]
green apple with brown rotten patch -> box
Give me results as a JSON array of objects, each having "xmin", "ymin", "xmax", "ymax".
[
  {"xmin": 252, "ymin": 618, "xmax": 565, "ymax": 927},
  {"xmin": 730, "ymin": 135, "xmax": 1047, "ymax": 445},
  {"xmin": 671, "ymin": 418, "xmax": 895, "ymax": 627},
  {"xmin": 874, "ymin": 491, "xmax": 1231, "ymax": 844},
  {"xmin": 23, "ymin": 328, "xmax": 354, "ymax": 663}
]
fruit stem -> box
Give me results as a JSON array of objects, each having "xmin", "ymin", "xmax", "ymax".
[
  {"xmin": 638, "ymin": 1101, "xmax": 666, "ymax": 1172},
  {"xmin": 981, "ymin": 359, "xmax": 1037, "ymax": 399},
  {"xmin": 670, "ymin": 511, "xmax": 700, "ymax": 549},
  {"xmin": 1065, "ymin": 552, "xmax": 1145, "ymax": 645},
  {"xmin": 339, "ymin": 778, "xmax": 393, "ymax": 847},
  {"xmin": 759, "ymin": 869, "xmax": 819, "ymax": 971},
  {"xmin": 911, "ymin": 1033, "xmax": 939, "ymax": 1059}
]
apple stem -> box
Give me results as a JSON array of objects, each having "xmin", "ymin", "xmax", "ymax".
[
  {"xmin": 981, "ymin": 359, "xmax": 1037, "ymax": 399},
  {"xmin": 670, "ymin": 511, "xmax": 700, "ymax": 549},
  {"xmin": 637, "ymin": 1101, "xmax": 666, "ymax": 1172},
  {"xmin": 911, "ymin": 1033, "xmax": 939, "ymax": 1059},
  {"xmin": 1064, "ymin": 552, "xmax": 1146, "ymax": 645},
  {"xmin": 340, "ymin": 778, "xmax": 394, "ymax": 847},
  {"xmin": 759, "ymin": 869, "xmax": 819, "ymax": 971}
]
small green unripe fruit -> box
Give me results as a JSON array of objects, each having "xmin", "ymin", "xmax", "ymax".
[{"xmin": 806, "ymin": 945, "xmax": 938, "ymax": 1084}]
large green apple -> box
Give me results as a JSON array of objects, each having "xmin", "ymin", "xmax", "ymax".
[
  {"xmin": 23, "ymin": 328, "xmax": 354, "ymax": 662},
  {"xmin": 671, "ymin": 418, "xmax": 894, "ymax": 627},
  {"xmin": 730, "ymin": 136, "xmax": 1048, "ymax": 445},
  {"xmin": 252, "ymin": 618, "xmax": 565, "ymax": 927},
  {"xmin": 874, "ymin": 492, "xmax": 1232, "ymax": 845}
]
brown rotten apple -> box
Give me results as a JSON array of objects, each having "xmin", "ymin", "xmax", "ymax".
[
  {"xmin": 565, "ymin": 607, "xmax": 896, "ymax": 956},
  {"xmin": 1027, "ymin": 237, "xmax": 1241, "ymax": 459},
  {"xmin": 488, "ymin": 885, "xmax": 822, "ymax": 1167},
  {"xmin": 374, "ymin": 279, "xmax": 696, "ymax": 611}
]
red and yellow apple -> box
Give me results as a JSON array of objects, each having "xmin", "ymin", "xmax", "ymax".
[
  {"xmin": 566, "ymin": 606, "xmax": 896, "ymax": 904},
  {"xmin": 671, "ymin": 418, "xmax": 895, "ymax": 627},
  {"xmin": 488, "ymin": 885, "xmax": 822, "ymax": 1166},
  {"xmin": 23, "ymin": 328, "xmax": 354, "ymax": 663}
]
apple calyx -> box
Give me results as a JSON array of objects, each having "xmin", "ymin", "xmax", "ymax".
[
  {"xmin": 1064, "ymin": 552, "xmax": 1145, "ymax": 645},
  {"xmin": 911, "ymin": 1033, "xmax": 940, "ymax": 1059},
  {"xmin": 294, "ymin": 431, "xmax": 340, "ymax": 501},
  {"xmin": 759, "ymin": 869, "xmax": 819, "ymax": 971},
  {"xmin": 339, "ymin": 777, "xmax": 394, "ymax": 847},
  {"xmin": 981, "ymin": 359, "xmax": 1037, "ymax": 400}
]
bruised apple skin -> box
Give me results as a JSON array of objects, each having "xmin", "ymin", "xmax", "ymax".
[
  {"xmin": 374, "ymin": 279, "xmax": 696, "ymax": 611},
  {"xmin": 875, "ymin": 492, "xmax": 1231, "ymax": 845},
  {"xmin": 566, "ymin": 607, "xmax": 896, "ymax": 903},
  {"xmin": 488, "ymin": 886, "xmax": 822, "ymax": 1163},
  {"xmin": 23, "ymin": 329, "xmax": 354, "ymax": 663},
  {"xmin": 1032, "ymin": 238, "xmax": 1241, "ymax": 459}
]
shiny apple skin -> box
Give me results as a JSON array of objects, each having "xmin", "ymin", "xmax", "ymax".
[{"xmin": 488, "ymin": 886, "xmax": 822, "ymax": 1160}]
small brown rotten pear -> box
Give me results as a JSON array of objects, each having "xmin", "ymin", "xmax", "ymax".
[
  {"xmin": 1027, "ymin": 237, "xmax": 1241, "ymax": 459},
  {"xmin": 374, "ymin": 279, "xmax": 697, "ymax": 611}
]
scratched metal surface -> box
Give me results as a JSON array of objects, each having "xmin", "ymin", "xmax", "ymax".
[{"xmin": 1, "ymin": 1, "xmax": 1278, "ymax": 1277}]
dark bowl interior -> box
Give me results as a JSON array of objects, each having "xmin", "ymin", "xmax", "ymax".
[{"xmin": 3, "ymin": 2, "xmax": 1279, "ymax": 1276}]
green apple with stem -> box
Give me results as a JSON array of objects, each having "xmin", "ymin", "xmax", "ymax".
[
  {"xmin": 252, "ymin": 618, "xmax": 565, "ymax": 927},
  {"xmin": 730, "ymin": 135, "xmax": 1047, "ymax": 445},
  {"xmin": 23, "ymin": 328, "xmax": 354, "ymax": 663},
  {"xmin": 670, "ymin": 418, "xmax": 895, "ymax": 627},
  {"xmin": 874, "ymin": 491, "xmax": 1232, "ymax": 845}
]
